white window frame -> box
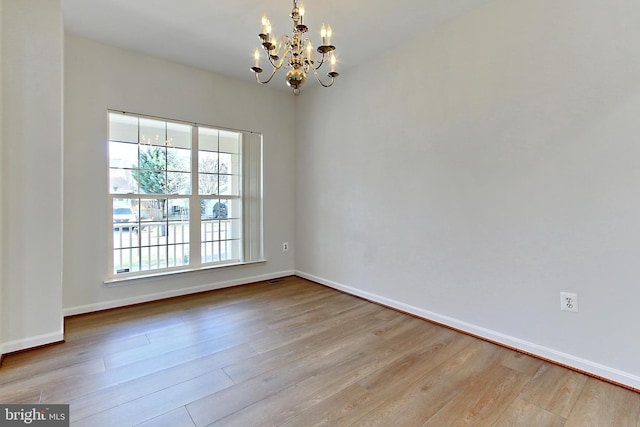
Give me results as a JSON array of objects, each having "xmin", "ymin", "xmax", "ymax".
[{"xmin": 106, "ymin": 111, "xmax": 263, "ymax": 282}]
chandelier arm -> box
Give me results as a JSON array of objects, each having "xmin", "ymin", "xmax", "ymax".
[
  {"xmin": 269, "ymin": 43, "xmax": 292, "ymax": 69},
  {"xmin": 302, "ymin": 41, "xmax": 332, "ymax": 72},
  {"xmin": 265, "ymin": 50, "xmax": 279, "ymax": 68},
  {"xmin": 310, "ymin": 66, "xmax": 336, "ymax": 88},
  {"xmin": 313, "ymin": 54, "xmax": 328, "ymax": 71},
  {"xmin": 262, "ymin": 36, "xmax": 292, "ymax": 71},
  {"xmin": 254, "ymin": 67, "xmax": 279, "ymax": 85},
  {"xmin": 269, "ymin": 35, "xmax": 291, "ymax": 62},
  {"xmin": 301, "ymin": 38, "xmax": 325, "ymax": 71}
]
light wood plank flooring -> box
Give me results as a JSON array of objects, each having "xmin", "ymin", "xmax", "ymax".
[{"xmin": 1, "ymin": 276, "xmax": 639, "ymax": 426}]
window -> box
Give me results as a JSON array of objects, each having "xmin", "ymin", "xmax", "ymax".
[{"xmin": 108, "ymin": 111, "xmax": 263, "ymax": 279}]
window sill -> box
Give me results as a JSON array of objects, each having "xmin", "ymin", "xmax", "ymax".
[{"xmin": 104, "ymin": 259, "xmax": 267, "ymax": 287}]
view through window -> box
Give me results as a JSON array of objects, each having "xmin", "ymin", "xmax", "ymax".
[{"xmin": 108, "ymin": 111, "xmax": 262, "ymax": 278}]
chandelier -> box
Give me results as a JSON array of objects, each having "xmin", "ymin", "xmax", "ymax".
[{"xmin": 251, "ymin": 0, "xmax": 339, "ymax": 95}]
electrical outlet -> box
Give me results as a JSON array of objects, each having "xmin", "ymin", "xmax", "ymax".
[
  {"xmin": 283, "ymin": 242, "xmax": 289, "ymax": 251},
  {"xmin": 560, "ymin": 292, "xmax": 578, "ymax": 313}
]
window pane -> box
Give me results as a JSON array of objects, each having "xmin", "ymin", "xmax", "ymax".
[
  {"xmin": 167, "ymin": 122, "xmax": 191, "ymax": 149},
  {"xmin": 199, "ymin": 174, "xmax": 218, "ymax": 196},
  {"xmin": 109, "ymin": 112, "xmax": 138, "ymax": 143},
  {"xmin": 139, "ymin": 118, "xmax": 167, "ymax": 147},
  {"xmin": 218, "ymin": 153, "xmax": 233, "ymax": 174},
  {"xmin": 139, "ymin": 199, "xmax": 164, "ymax": 223},
  {"xmin": 168, "ymin": 199, "xmax": 189, "ymax": 223},
  {"xmin": 114, "ymin": 248, "xmax": 140, "ymax": 274},
  {"xmin": 139, "ymin": 146, "xmax": 167, "ymax": 172},
  {"xmin": 167, "ymin": 223, "xmax": 189, "ymax": 243},
  {"xmin": 199, "ymin": 127, "xmax": 219, "ymax": 152},
  {"xmin": 201, "ymin": 198, "xmax": 231, "ymax": 219},
  {"xmin": 113, "ymin": 225, "xmax": 138, "ymax": 249},
  {"xmin": 166, "ymin": 209, "xmax": 189, "ymax": 268},
  {"xmin": 223, "ymin": 239, "xmax": 242, "ymax": 261},
  {"xmin": 228, "ymin": 153, "xmax": 240, "ymax": 173},
  {"xmin": 168, "ymin": 244, "xmax": 189, "ymax": 268},
  {"xmin": 109, "ymin": 168, "xmax": 138, "ymax": 194},
  {"xmin": 167, "ymin": 147, "xmax": 191, "ymax": 172},
  {"xmin": 140, "ymin": 223, "xmax": 168, "ymax": 244},
  {"xmin": 167, "ymin": 172, "xmax": 191, "ymax": 195},
  {"xmin": 113, "ymin": 197, "xmax": 138, "ymax": 219},
  {"xmin": 219, "ymin": 130, "xmax": 240, "ymax": 153},
  {"xmin": 219, "ymin": 198, "xmax": 240, "ymax": 219},
  {"xmin": 219, "ymin": 175, "xmax": 240, "ymax": 196},
  {"xmin": 137, "ymin": 172, "xmax": 166, "ymax": 194},
  {"xmin": 109, "ymin": 141, "xmax": 139, "ymax": 169},
  {"xmin": 224, "ymin": 218, "xmax": 242, "ymax": 240},
  {"xmin": 140, "ymin": 244, "xmax": 167, "ymax": 271},
  {"xmin": 198, "ymin": 151, "xmax": 218, "ymax": 173}
]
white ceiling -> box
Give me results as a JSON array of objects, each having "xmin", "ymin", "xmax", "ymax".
[{"xmin": 63, "ymin": 0, "xmax": 493, "ymax": 91}]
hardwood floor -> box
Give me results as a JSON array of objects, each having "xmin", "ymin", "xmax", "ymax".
[{"xmin": 1, "ymin": 276, "xmax": 639, "ymax": 426}]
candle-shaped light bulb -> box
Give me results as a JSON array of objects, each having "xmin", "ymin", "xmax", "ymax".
[
  {"xmin": 266, "ymin": 20, "xmax": 272, "ymax": 37},
  {"xmin": 330, "ymin": 53, "xmax": 336, "ymax": 72},
  {"xmin": 306, "ymin": 42, "xmax": 312, "ymax": 60},
  {"xmin": 326, "ymin": 25, "xmax": 333, "ymax": 45},
  {"xmin": 261, "ymin": 15, "xmax": 268, "ymax": 34},
  {"xmin": 320, "ymin": 24, "xmax": 327, "ymax": 45},
  {"xmin": 299, "ymin": 3, "xmax": 305, "ymax": 23},
  {"xmin": 254, "ymin": 48, "xmax": 260, "ymax": 67}
]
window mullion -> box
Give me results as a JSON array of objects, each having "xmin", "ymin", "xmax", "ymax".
[{"xmin": 190, "ymin": 125, "xmax": 201, "ymax": 266}]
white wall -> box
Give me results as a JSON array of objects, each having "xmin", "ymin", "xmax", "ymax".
[
  {"xmin": 296, "ymin": 0, "xmax": 640, "ymax": 389},
  {"xmin": 63, "ymin": 34, "xmax": 296, "ymax": 314},
  {"xmin": 1, "ymin": 0, "xmax": 64, "ymax": 353}
]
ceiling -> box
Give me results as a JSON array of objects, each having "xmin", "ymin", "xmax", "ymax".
[{"xmin": 63, "ymin": 0, "xmax": 493, "ymax": 91}]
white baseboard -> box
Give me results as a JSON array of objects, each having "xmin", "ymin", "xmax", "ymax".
[
  {"xmin": 2, "ymin": 330, "xmax": 64, "ymax": 355},
  {"xmin": 63, "ymin": 270, "xmax": 295, "ymax": 317},
  {"xmin": 295, "ymin": 270, "xmax": 640, "ymax": 391}
]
